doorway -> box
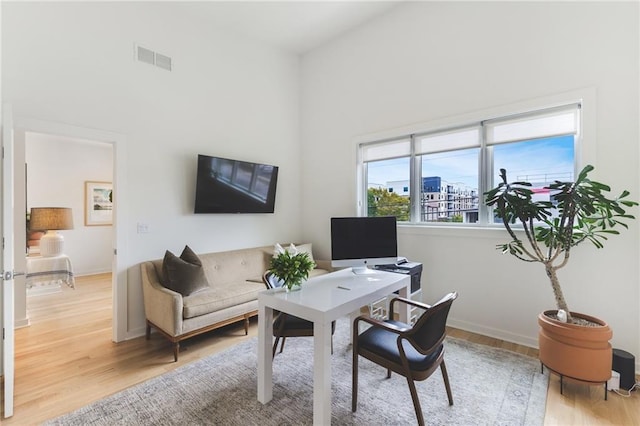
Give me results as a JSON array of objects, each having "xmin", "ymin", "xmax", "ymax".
[
  {"xmin": 24, "ymin": 132, "xmax": 113, "ymax": 301},
  {"xmin": 12, "ymin": 117, "xmax": 127, "ymax": 342}
]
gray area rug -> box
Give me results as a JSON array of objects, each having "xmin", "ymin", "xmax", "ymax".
[{"xmin": 46, "ymin": 319, "xmax": 548, "ymax": 425}]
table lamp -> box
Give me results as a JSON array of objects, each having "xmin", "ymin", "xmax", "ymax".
[{"xmin": 29, "ymin": 207, "xmax": 74, "ymax": 257}]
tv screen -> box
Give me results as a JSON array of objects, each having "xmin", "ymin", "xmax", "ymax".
[
  {"xmin": 194, "ymin": 154, "xmax": 278, "ymax": 214},
  {"xmin": 330, "ymin": 216, "xmax": 398, "ymax": 274}
]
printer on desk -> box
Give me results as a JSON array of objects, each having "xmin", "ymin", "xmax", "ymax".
[{"xmin": 374, "ymin": 258, "xmax": 423, "ymax": 295}]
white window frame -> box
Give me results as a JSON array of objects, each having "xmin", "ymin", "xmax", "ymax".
[{"xmin": 355, "ymin": 88, "xmax": 596, "ymax": 227}]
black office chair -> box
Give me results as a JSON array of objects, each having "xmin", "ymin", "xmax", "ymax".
[
  {"xmin": 262, "ymin": 271, "xmax": 335, "ymax": 357},
  {"xmin": 352, "ymin": 292, "xmax": 458, "ymax": 426}
]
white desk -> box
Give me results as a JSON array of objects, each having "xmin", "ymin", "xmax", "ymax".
[{"xmin": 257, "ymin": 268, "xmax": 410, "ymax": 425}]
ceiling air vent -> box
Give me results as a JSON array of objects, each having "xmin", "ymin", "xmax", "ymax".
[
  {"xmin": 137, "ymin": 46, "xmax": 155, "ymax": 65},
  {"xmin": 155, "ymin": 53, "xmax": 172, "ymax": 71},
  {"xmin": 135, "ymin": 44, "xmax": 172, "ymax": 72}
]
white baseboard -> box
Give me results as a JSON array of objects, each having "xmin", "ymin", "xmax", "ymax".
[
  {"xmin": 447, "ymin": 317, "xmax": 538, "ymax": 349},
  {"xmin": 15, "ymin": 317, "xmax": 31, "ymax": 328},
  {"xmin": 74, "ymin": 268, "xmax": 112, "ymax": 277},
  {"xmin": 126, "ymin": 326, "xmax": 147, "ymax": 341}
]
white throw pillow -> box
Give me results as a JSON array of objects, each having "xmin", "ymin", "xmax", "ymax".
[
  {"xmin": 293, "ymin": 243, "xmax": 315, "ymax": 262},
  {"xmin": 273, "ymin": 243, "xmax": 286, "ymax": 257},
  {"xmin": 272, "ymin": 243, "xmax": 315, "ymax": 263}
]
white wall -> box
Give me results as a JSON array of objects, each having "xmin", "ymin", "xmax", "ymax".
[
  {"xmin": 26, "ymin": 133, "xmax": 113, "ymax": 275},
  {"xmin": 300, "ymin": 1, "xmax": 640, "ymax": 358},
  {"xmin": 2, "ymin": 2, "xmax": 302, "ymax": 337}
]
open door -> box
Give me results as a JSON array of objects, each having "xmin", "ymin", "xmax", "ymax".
[{"xmin": 2, "ymin": 103, "xmax": 16, "ymax": 418}]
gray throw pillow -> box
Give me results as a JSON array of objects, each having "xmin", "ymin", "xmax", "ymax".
[{"xmin": 162, "ymin": 245, "xmax": 209, "ymax": 296}]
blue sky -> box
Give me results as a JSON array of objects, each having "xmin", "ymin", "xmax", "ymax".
[{"xmin": 368, "ymin": 135, "xmax": 575, "ymax": 189}]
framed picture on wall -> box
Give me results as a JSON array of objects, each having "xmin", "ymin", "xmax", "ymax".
[{"xmin": 85, "ymin": 181, "xmax": 113, "ymax": 226}]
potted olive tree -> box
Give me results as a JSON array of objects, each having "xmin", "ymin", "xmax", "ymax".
[{"xmin": 485, "ymin": 165, "xmax": 636, "ymax": 384}]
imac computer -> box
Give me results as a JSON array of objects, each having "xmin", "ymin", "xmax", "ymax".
[{"xmin": 330, "ymin": 216, "xmax": 398, "ymax": 274}]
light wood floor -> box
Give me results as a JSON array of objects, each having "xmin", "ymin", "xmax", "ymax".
[{"xmin": 2, "ymin": 273, "xmax": 639, "ymax": 425}]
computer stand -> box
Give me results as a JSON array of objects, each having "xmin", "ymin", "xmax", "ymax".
[{"xmin": 351, "ymin": 267, "xmax": 377, "ymax": 275}]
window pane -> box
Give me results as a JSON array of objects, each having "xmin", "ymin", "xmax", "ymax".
[
  {"xmin": 366, "ymin": 157, "xmax": 410, "ymax": 220},
  {"xmin": 493, "ymin": 135, "xmax": 574, "ymax": 183},
  {"xmin": 420, "ymin": 148, "xmax": 479, "ymax": 223},
  {"xmin": 492, "ymin": 135, "xmax": 575, "ymax": 222}
]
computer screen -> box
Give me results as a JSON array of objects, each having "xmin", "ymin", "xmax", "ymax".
[{"xmin": 330, "ymin": 216, "xmax": 398, "ymax": 274}]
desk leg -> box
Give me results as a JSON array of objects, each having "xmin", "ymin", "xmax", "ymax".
[
  {"xmin": 257, "ymin": 302, "xmax": 273, "ymax": 404},
  {"xmin": 313, "ymin": 320, "xmax": 332, "ymax": 425}
]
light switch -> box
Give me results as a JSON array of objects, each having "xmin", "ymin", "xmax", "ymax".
[{"xmin": 137, "ymin": 222, "xmax": 149, "ymax": 234}]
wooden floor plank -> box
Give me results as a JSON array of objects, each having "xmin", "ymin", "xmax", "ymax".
[{"xmin": 2, "ymin": 273, "xmax": 638, "ymax": 424}]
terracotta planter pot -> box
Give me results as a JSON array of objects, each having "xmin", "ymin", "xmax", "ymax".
[{"xmin": 538, "ymin": 310, "xmax": 612, "ymax": 383}]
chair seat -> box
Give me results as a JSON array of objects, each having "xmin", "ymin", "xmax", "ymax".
[
  {"xmin": 273, "ymin": 313, "xmax": 336, "ymax": 334},
  {"xmin": 358, "ymin": 319, "xmax": 443, "ymax": 371},
  {"xmin": 274, "ymin": 313, "xmax": 314, "ymax": 333}
]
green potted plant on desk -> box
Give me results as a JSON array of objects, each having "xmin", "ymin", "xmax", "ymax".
[
  {"xmin": 270, "ymin": 246, "xmax": 316, "ymax": 292},
  {"xmin": 484, "ymin": 165, "xmax": 636, "ymax": 388}
]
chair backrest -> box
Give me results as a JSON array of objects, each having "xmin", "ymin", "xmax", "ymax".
[
  {"xmin": 262, "ymin": 271, "xmax": 285, "ymax": 289},
  {"xmin": 406, "ymin": 292, "xmax": 458, "ymax": 354}
]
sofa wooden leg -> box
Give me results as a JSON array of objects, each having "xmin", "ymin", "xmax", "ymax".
[
  {"xmin": 244, "ymin": 315, "xmax": 249, "ymax": 335},
  {"xmin": 174, "ymin": 342, "xmax": 179, "ymax": 362},
  {"xmin": 146, "ymin": 323, "xmax": 151, "ymax": 340}
]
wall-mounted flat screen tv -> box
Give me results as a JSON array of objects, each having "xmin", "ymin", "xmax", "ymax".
[{"xmin": 194, "ymin": 154, "xmax": 279, "ymax": 214}]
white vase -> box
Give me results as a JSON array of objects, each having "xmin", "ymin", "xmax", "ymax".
[{"xmin": 285, "ymin": 283, "xmax": 301, "ymax": 292}]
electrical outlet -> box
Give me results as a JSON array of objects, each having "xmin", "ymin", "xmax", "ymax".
[{"xmin": 137, "ymin": 222, "xmax": 149, "ymax": 234}]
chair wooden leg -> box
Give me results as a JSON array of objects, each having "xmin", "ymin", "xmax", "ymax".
[
  {"xmin": 272, "ymin": 336, "xmax": 280, "ymax": 358},
  {"xmin": 279, "ymin": 337, "xmax": 287, "ymax": 354},
  {"xmin": 440, "ymin": 360, "xmax": 454, "ymax": 405},
  {"xmin": 173, "ymin": 342, "xmax": 179, "ymax": 362},
  {"xmin": 387, "ymin": 369, "xmax": 392, "ymax": 379},
  {"xmin": 352, "ymin": 347, "xmax": 358, "ymax": 411},
  {"xmin": 406, "ymin": 376, "xmax": 425, "ymax": 426}
]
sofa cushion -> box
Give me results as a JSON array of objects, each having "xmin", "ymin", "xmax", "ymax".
[
  {"xmin": 294, "ymin": 243, "xmax": 315, "ymax": 262},
  {"xmin": 308, "ymin": 268, "xmax": 329, "ymax": 278},
  {"xmin": 162, "ymin": 246, "xmax": 209, "ymax": 296},
  {"xmin": 183, "ymin": 280, "xmax": 263, "ymax": 319}
]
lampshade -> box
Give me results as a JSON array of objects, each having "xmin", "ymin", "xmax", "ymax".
[
  {"xmin": 29, "ymin": 207, "xmax": 73, "ymax": 257},
  {"xmin": 29, "ymin": 207, "xmax": 74, "ymax": 231}
]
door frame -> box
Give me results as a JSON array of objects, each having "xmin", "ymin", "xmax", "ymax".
[
  {"xmin": 14, "ymin": 117, "xmax": 127, "ymax": 342},
  {"xmin": 2, "ymin": 103, "xmax": 16, "ymax": 418}
]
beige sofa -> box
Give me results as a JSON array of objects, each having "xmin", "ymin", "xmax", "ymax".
[{"xmin": 140, "ymin": 243, "xmax": 330, "ymax": 361}]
